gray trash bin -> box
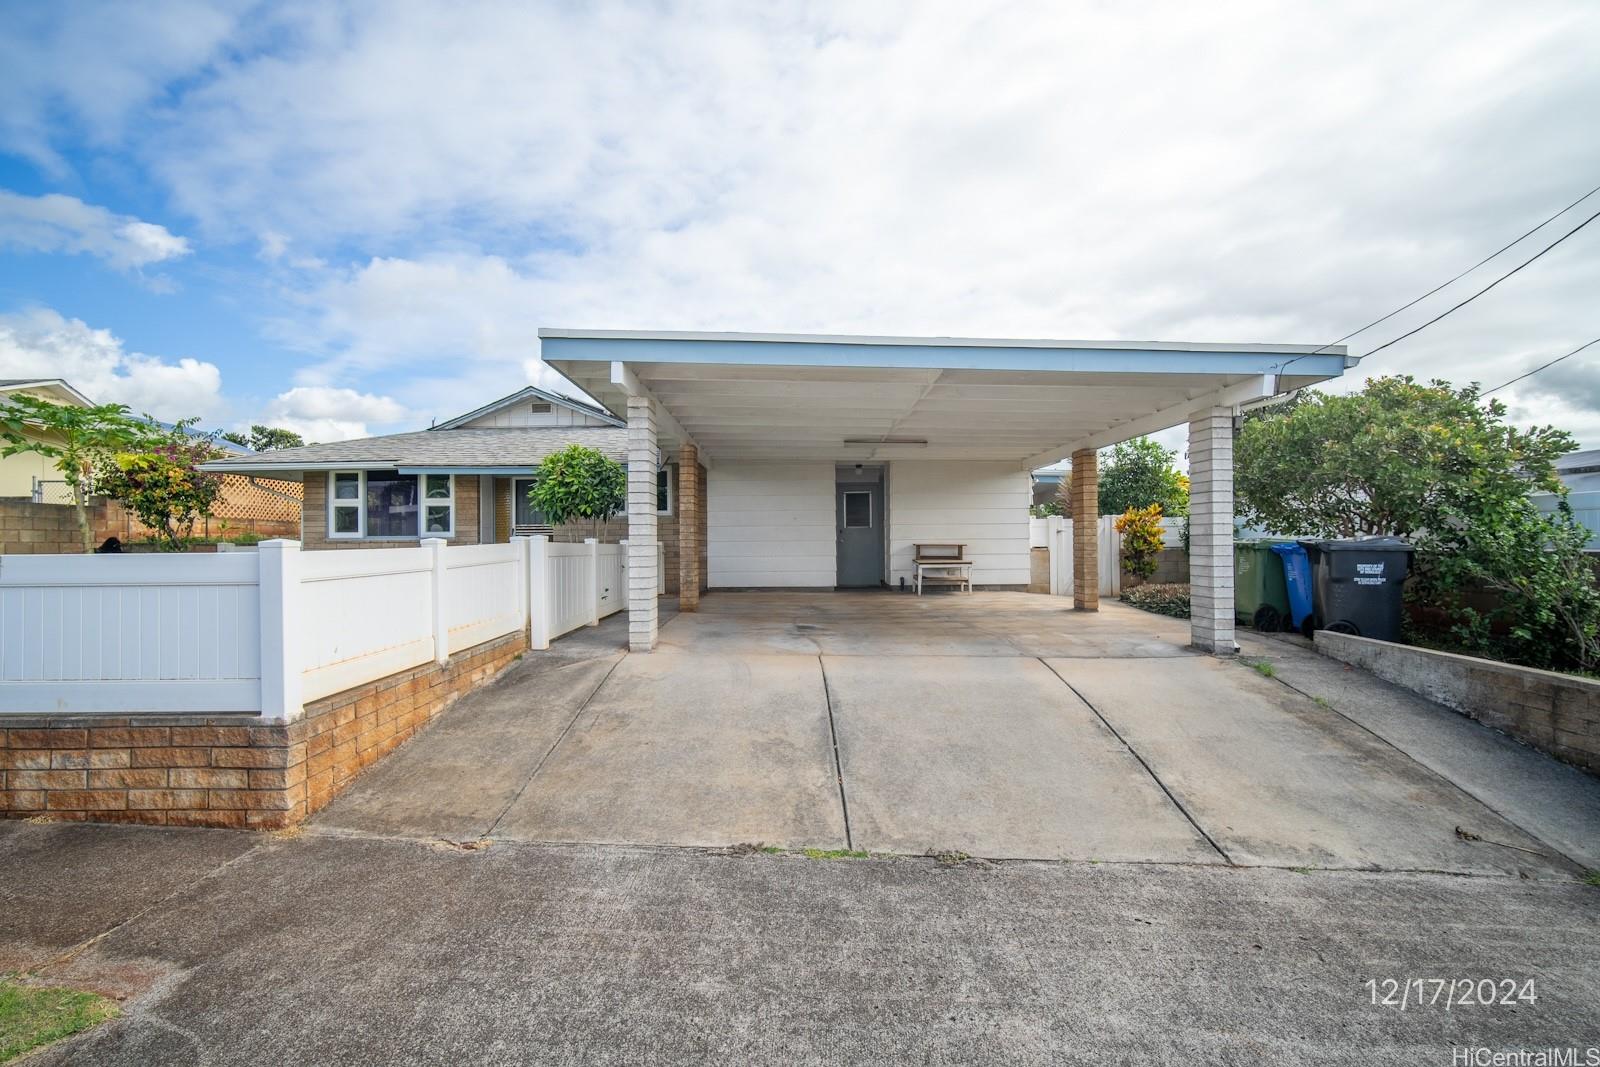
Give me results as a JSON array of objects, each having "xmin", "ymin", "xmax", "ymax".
[{"xmin": 1299, "ymin": 538, "xmax": 1413, "ymax": 641}]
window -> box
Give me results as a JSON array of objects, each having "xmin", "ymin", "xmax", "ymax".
[
  {"xmin": 330, "ymin": 473, "xmax": 361, "ymax": 537},
  {"xmin": 657, "ymin": 466, "xmax": 672, "ymax": 515},
  {"xmin": 512, "ymin": 477, "xmax": 546, "ymax": 527},
  {"xmin": 327, "ymin": 471, "xmax": 454, "ymax": 539},
  {"xmin": 422, "ymin": 473, "xmax": 454, "ymax": 535},
  {"xmin": 843, "ymin": 491, "xmax": 871, "ymax": 528}
]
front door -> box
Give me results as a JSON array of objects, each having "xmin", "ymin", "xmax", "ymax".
[{"xmin": 836, "ymin": 482, "xmax": 884, "ymax": 587}]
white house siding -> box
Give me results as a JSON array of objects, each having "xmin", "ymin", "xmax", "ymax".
[
  {"xmin": 708, "ymin": 462, "xmax": 835, "ymax": 587},
  {"xmin": 887, "ymin": 461, "xmax": 1030, "ymax": 587},
  {"xmin": 457, "ymin": 405, "xmax": 616, "ymax": 429}
]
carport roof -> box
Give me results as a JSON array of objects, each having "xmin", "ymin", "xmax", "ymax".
[{"xmin": 540, "ymin": 328, "xmax": 1351, "ymax": 467}]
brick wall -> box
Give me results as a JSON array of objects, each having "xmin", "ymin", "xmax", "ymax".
[
  {"xmin": 301, "ymin": 472, "xmax": 482, "ymax": 550},
  {"xmin": 0, "ymin": 631, "xmax": 525, "ymax": 828}
]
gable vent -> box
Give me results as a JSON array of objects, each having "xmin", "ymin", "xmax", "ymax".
[{"xmin": 529, "ymin": 401, "xmax": 552, "ymax": 413}]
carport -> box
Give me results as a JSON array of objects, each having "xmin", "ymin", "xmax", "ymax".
[{"xmin": 540, "ymin": 329, "xmax": 1353, "ymax": 654}]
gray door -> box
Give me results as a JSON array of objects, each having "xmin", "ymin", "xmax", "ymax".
[{"xmin": 836, "ymin": 483, "xmax": 884, "ymax": 587}]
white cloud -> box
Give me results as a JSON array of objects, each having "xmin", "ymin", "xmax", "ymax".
[
  {"xmin": 0, "ymin": 307, "xmax": 223, "ymax": 421},
  {"xmin": 0, "ymin": 0, "xmax": 240, "ymax": 173},
  {"xmin": 258, "ymin": 385, "xmax": 407, "ymax": 444},
  {"xmin": 0, "ymin": 190, "xmax": 190, "ymax": 270}
]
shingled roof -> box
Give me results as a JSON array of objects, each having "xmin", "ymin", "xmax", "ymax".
[{"xmin": 200, "ymin": 426, "xmax": 627, "ymax": 476}]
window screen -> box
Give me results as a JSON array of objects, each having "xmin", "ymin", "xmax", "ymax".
[{"xmin": 843, "ymin": 491, "xmax": 871, "ymax": 528}]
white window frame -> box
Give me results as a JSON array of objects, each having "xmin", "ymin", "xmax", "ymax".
[
  {"xmin": 421, "ymin": 473, "xmax": 456, "ymax": 537},
  {"xmin": 329, "ymin": 471, "xmax": 365, "ymax": 539},
  {"xmin": 657, "ymin": 465, "xmax": 673, "ymax": 516},
  {"xmin": 327, "ymin": 470, "xmax": 455, "ymax": 540}
]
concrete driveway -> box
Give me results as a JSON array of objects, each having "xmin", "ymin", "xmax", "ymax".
[{"xmin": 315, "ymin": 592, "xmax": 1600, "ymax": 879}]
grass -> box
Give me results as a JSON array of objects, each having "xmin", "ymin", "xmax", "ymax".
[
  {"xmin": 1248, "ymin": 659, "xmax": 1277, "ymax": 678},
  {"xmin": 800, "ymin": 848, "xmax": 870, "ymax": 860},
  {"xmin": 1584, "ymin": 870, "xmax": 1600, "ymax": 888},
  {"xmin": 0, "ymin": 981, "xmax": 118, "ymax": 1063}
]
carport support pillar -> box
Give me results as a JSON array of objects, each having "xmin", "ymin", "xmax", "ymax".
[
  {"xmin": 627, "ymin": 395, "xmax": 659, "ymax": 651},
  {"xmin": 677, "ymin": 443, "xmax": 700, "ymax": 612},
  {"xmin": 1188, "ymin": 406, "xmax": 1236, "ymax": 655},
  {"xmin": 1070, "ymin": 448, "xmax": 1099, "ymax": 611}
]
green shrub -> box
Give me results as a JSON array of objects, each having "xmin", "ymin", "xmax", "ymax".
[
  {"xmin": 1123, "ymin": 583, "xmax": 1190, "ymax": 619},
  {"xmin": 1115, "ymin": 504, "xmax": 1165, "ymax": 581}
]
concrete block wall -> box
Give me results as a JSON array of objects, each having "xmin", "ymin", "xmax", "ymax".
[
  {"xmin": 0, "ymin": 630, "xmax": 525, "ymax": 828},
  {"xmin": 1315, "ymin": 631, "xmax": 1600, "ymax": 775},
  {"xmin": 0, "ymin": 499, "xmax": 115, "ymax": 554}
]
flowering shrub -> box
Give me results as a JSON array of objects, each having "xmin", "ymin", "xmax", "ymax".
[{"xmin": 97, "ymin": 434, "xmax": 223, "ymax": 551}]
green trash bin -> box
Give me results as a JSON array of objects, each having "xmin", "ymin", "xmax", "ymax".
[{"xmin": 1234, "ymin": 539, "xmax": 1294, "ymax": 631}]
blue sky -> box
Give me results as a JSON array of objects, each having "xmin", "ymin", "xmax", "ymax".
[{"xmin": 2, "ymin": 1, "xmax": 1599, "ymax": 449}]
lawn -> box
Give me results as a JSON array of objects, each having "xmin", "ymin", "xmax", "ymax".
[{"xmin": 0, "ymin": 981, "xmax": 117, "ymax": 1063}]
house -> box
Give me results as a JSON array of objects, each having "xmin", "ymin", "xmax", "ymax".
[
  {"xmin": 202, "ymin": 384, "xmax": 708, "ymax": 594},
  {"xmin": 0, "ymin": 378, "xmax": 95, "ymax": 501},
  {"xmin": 536, "ymin": 329, "xmax": 1352, "ymax": 654},
  {"xmin": 1534, "ymin": 447, "xmax": 1600, "ymax": 551}
]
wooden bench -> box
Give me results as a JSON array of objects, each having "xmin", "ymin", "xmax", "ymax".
[{"xmin": 912, "ymin": 543, "xmax": 973, "ymax": 595}]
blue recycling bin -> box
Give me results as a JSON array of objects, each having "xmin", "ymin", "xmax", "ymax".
[{"xmin": 1268, "ymin": 542, "xmax": 1314, "ymax": 634}]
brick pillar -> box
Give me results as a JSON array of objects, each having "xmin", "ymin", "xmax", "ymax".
[
  {"xmin": 1071, "ymin": 447, "xmax": 1098, "ymax": 611},
  {"xmin": 626, "ymin": 396, "xmax": 659, "ymax": 652},
  {"xmin": 677, "ymin": 444, "xmax": 700, "ymax": 611},
  {"xmin": 1188, "ymin": 407, "xmax": 1236, "ymax": 655}
]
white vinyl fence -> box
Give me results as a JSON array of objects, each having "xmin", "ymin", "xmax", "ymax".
[
  {"xmin": 1044, "ymin": 514, "xmax": 1125, "ymax": 598},
  {"xmin": 0, "ymin": 534, "xmax": 638, "ymax": 721}
]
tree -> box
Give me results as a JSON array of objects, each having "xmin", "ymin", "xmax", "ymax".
[
  {"xmin": 221, "ymin": 425, "xmax": 305, "ymax": 452},
  {"xmin": 0, "ymin": 395, "xmax": 162, "ymax": 553},
  {"xmin": 1236, "ymin": 377, "xmax": 1571, "ymax": 540},
  {"xmin": 1236, "ymin": 376, "xmax": 1595, "ymax": 671},
  {"xmin": 1098, "ymin": 437, "xmax": 1188, "ymax": 517},
  {"xmin": 524, "ymin": 445, "xmax": 626, "ymax": 537},
  {"xmin": 97, "ymin": 425, "xmax": 225, "ymax": 550}
]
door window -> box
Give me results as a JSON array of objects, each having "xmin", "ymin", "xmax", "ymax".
[{"xmin": 843, "ymin": 491, "xmax": 872, "ymax": 528}]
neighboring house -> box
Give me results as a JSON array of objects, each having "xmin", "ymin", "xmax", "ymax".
[
  {"xmin": 0, "ymin": 378, "xmax": 95, "ymax": 500},
  {"xmin": 202, "ymin": 384, "xmax": 708, "ymax": 593},
  {"xmin": 1534, "ymin": 447, "xmax": 1600, "ymax": 550}
]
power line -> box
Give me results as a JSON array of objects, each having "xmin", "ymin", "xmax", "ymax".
[
  {"xmin": 1482, "ymin": 336, "xmax": 1600, "ymax": 396},
  {"xmin": 1356, "ymin": 203, "xmax": 1600, "ymax": 362},
  {"xmin": 1275, "ymin": 181, "xmax": 1600, "ymax": 375},
  {"xmin": 1314, "ymin": 180, "xmax": 1600, "ymax": 358}
]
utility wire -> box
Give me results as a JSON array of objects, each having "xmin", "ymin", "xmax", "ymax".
[
  {"xmin": 1275, "ymin": 182, "xmax": 1600, "ymax": 376},
  {"xmin": 1356, "ymin": 204, "xmax": 1600, "ymax": 362},
  {"xmin": 1482, "ymin": 336, "xmax": 1600, "ymax": 396},
  {"xmin": 1310, "ymin": 180, "xmax": 1600, "ymax": 359}
]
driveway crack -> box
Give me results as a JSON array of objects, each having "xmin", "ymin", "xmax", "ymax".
[
  {"xmin": 1037, "ymin": 657, "xmax": 1233, "ymax": 866},
  {"xmin": 818, "ymin": 655, "xmax": 855, "ymax": 851}
]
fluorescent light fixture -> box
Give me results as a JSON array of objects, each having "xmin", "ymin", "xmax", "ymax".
[{"xmin": 842, "ymin": 436, "xmax": 928, "ymax": 446}]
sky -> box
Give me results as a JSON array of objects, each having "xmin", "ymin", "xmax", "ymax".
[{"xmin": 0, "ymin": 1, "xmax": 1597, "ymax": 454}]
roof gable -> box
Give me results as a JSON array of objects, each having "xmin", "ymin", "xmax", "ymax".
[{"xmin": 430, "ymin": 385, "xmax": 622, "ymax": 430}]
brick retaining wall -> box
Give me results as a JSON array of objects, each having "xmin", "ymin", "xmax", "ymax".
[
  {"xmin": 1314, "ymin": 631, "xmax": 1599, "ymax": 775},
  {"xmin": 0, "ymin": 631, "xmax": 526, "ymax": 828}
]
